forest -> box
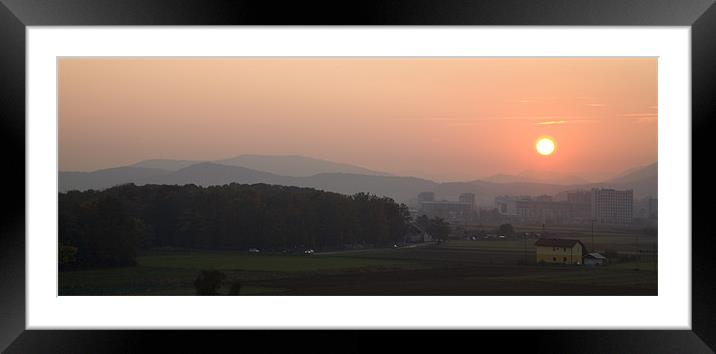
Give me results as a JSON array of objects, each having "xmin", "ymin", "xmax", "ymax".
[{"xmin": 58, "ymin": 183, "xmax": 425, "ymax": 269}]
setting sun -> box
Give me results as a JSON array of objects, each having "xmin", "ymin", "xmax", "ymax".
[{"xmin": 536, "ymin": 137, "xmax": 556, "ymax": 156}]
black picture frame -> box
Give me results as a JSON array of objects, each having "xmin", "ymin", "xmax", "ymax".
[{"xmin": 1, "ymin": 0, "xmax": 714, "ymax": 352}]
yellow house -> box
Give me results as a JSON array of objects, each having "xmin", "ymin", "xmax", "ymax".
[{"xmin": 535, "ymin": 238, "xmax": 587, "ymax": 265}]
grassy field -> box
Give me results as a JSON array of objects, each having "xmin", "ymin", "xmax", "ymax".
[
  {"xmin": 137, "ymin": 251, "xmax": 415, "ymax": 272},
  {"xmin": 479, "ymin": 223, "xmax": 658, "ymax": 254},
  {"xmin": 60, "ymin": 229, "xmax": 657, "ymax": 295},
  {"xmin": 59, "ymin": 251, "xmax": 421, "ymax": 295}
]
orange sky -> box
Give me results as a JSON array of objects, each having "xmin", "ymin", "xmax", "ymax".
[{"xmin": 59, "ymin": 58, "xmax": 657, "ymax": 182}]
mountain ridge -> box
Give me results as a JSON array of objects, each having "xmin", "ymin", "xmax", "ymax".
[
  {"xmin": 215, "ymin": 154, "xmax": 391, "ymax": 177},
  {"xmin": 482, "ymin": 170, "xmax": 590, "ymax": 185},
  {"xmin": 59, "ymin": 158, "xmax": 657, "ymax": 205}
]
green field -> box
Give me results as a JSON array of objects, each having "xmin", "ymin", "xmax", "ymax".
[
  {"xmin": 137, "ymin": 251, "xmax": 415, "ymax": 272},
  {"xmin": 60, "ymin": 229, "xmax": 657, "ymax": 295},
  {"xmin": 59, "ymin": 251, "xmax": 421, "ymax": 295}
]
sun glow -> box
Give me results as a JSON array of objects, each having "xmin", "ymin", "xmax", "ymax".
[{"xmin": 536, "ymin": 137, "xmax": 556, "ymax": 156}]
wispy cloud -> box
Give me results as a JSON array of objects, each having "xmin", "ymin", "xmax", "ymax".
[
  {"xmin": 535, "ymin": 119, "xmax": 600, "ymax": 126},
  {"xmin": 618, "ymin": 113, "xmax": 658, "ymax": 117},
  {"xmin": 404, "ymin": 115, "xmax": 566, "ymax": 122},
  {"xmin": 616, "ymin": 112, "xmax": 658, "ymax": 124},
  {"xmin": 536, "ymin": 120, "xmax": 569, "ymax": 125},
  {"xmin": 480, "ymin": 115, "xmax": 567, "ymax": 121},
  {"xmin": 633, "ymin": 116, "xmax": 657, "ymax": 124},
  {"xmin": 402, "ymin": 115, "xmax": 601, "ymax": 126}
]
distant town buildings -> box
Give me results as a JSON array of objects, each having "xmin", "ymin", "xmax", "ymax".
[
  {"xmin": 417, "ymin": 192, "xmax": 475, "ymax": 223},
  {"xmin": 634, "ymin": 196, "xmax": 658, "ymax": 221},
  {"xmin": 459, "ymin": 192, "xmax": 476, "ymax": 205},
  {"xmin": 591, "ymin": 188, "xmax": 634, "ymax": 225},
  {"xmin": 494, "ymin": 195, "xmax": 573, "ymax": 224},
  {"xmin": 494, "ymin": 188, "xmax": 636, "ymax": 225},
  {"xmin": 566, "ymin": 190, "xmax": 592, "ymax": 222}
]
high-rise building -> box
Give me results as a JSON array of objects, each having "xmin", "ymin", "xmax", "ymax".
[
  {"xmin": 459, "ymin": 193, "xmax": 476, "ymax": 206},
  {"xmin": 494, "ymin": 195, "xmax": 572, "ymax": 224},
  {"xmin": 567, "ymin": 190, "xmax": 592, "ymax": 204},
  {"xmin": 591, "ymin": 188, "xmax": 634, "ymax": 225},
  {"xmin": 567, "ymin": 190, "xmax": 592, "ymax": 222},
  {"xmin": 418, "ymin": 192, "xmax": 474, "ymax": 223}
]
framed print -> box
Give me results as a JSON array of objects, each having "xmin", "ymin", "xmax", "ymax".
[{"xmin": 1, "ymin": 0, "xmax": 715, "ymax": 352}]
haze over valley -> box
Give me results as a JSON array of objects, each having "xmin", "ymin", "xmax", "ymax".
[{"xmin": 60, "ymin": 154, "xmax": 657, "ymax": 206}]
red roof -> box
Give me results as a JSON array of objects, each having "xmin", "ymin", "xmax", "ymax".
[{"xmin": 534, "ymin": 238, "xmax": 584, "ymax": 248}]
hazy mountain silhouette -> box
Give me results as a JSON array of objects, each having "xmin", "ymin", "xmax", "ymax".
[
  {"xmin": 59, "ymin": 159, "xmax": 657, "ymax": 204},
  {"xmin": 609, "ymin": 162, "xmax": 657, "ymax": 184},
  {"xmin": 483, "ymin": 170, "xmax": 589, "ymax": 185},
  {"xmin": 130, "ymin": 159, "xmax": 201, "ymax": 171},
  {"xmin": 605, "ymin": 162, "xmax": 657, "ymax": 197},
  {"xmin": 137, "ymin": 162, "xmax": 288, "ymax": 186},
  {"xmin": 59, "ymin": 167, "xmax": 171, "ymax": 192},
  {"xmin": 294, "ymin": 173, "xmax": 437, "ymax": 202},
  {"xmin": 215, "ymin": 154, "xmax": 391, "ymax": 177}
]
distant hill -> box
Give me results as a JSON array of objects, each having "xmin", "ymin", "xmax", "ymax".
[
  {"xmin": 59, "ymin": 167, "xmax": 171, "ymax": 192},
  {"xmin": 58, "ymin": 164, "xmax": 590, "ymax": 206},
  {"xmin": 59, "ymin": 159, "xmax": 658, "ymax": 204},
  {"xmin": 130, "ymin": 159, "xmax": 201, "ymax": 171},
  {"xmin": 606, "ymin": 162, "xmax": 657, "ymax": 198},
  {"xmin": 609, "ymin": 162, "xmax": 657, "ymax": 184},
  {"xmin": 215, "ymin": 154, "xmax": 391, "ymax": 177},
  {"xmin": 137, "ymin": 162, "xmax": 288, "ymax": 186},
  {"xmin": 483, "ymin": 170, "xmax": 589, "ymax": 185},
  {"xmin": 294, "ymin": 173, "xmax": 437, "ymax": 202}
]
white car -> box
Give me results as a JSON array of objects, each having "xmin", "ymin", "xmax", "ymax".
[
  {"xmin": 304, "ymin": 249, "xmax": 315, "ymax": 254},
  {"xmin": 248, "ymin": 248, "xmax": 260, "ymax": 253}
]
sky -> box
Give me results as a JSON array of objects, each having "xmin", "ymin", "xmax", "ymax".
[{"xmin": 59, "ymin": 58, "xmax": 657, "ymax": 182}]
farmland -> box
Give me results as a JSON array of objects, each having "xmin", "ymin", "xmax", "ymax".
[{"xmin": 59, "ymin": 227, "xmax": 657, "ymax": 295}]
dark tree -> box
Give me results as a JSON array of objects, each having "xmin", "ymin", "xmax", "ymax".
[
  {"xmin": 427, "ymin": 217, "xmax": 451, "ymax": 241},
  {"xmin": 59, "ymin": 194, "xmax": 145, "ymax": 267},
  {"xmin": 415, "ymin": 215, "xmax": 451, "ymax": 240},
  {"xmin": 59, "ymin": 183, "xmax": 413, "ymax": 269},
  {"xmin": 194, "ymin": 270, "xmax": 227, "ymax": 295}
]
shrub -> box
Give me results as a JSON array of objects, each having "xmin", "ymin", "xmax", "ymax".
[
  {"xmin": 228, "ymin": 281, "xmax": 242, "ymax": 295},
  {"xmin": 194, "ymin": 270, "xmax": 227, "ymax": 295}
]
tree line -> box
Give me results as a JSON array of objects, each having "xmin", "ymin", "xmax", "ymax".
[{"xmin": 59, "ymin": 183, "xmax": 428, "ymax": 269}]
